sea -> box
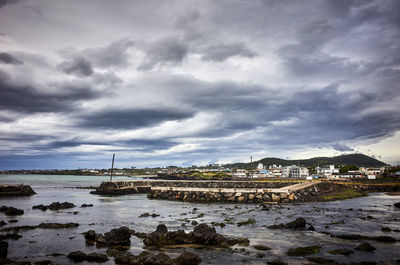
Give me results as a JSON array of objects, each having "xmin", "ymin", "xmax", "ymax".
[{"xmin": 0, "ymin": 174, "xmax": 399, "ymax": 264}]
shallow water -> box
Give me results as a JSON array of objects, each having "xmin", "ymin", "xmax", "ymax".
[{"xmin": 1, "ymin": 175, "xmax": 399, "ymax": 264}]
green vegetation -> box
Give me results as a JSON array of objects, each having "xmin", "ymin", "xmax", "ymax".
[
  {"xmin": 320, "ymin": 188, "xmax": 368, "ymax": 201},
  {"xmin": 237, "ymin": 218, "xmax": 256, "ymax": 227},
  {"xmin": 339, "ymin": 165, "xmax": 359, "ymax": 173}
]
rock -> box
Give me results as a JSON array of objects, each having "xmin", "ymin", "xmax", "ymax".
[
  {"xmin": 308, "ymin": 257, "xmax": 337, "ymax": 264},
  {"xmin": 211, "ymin": 222, "xmax": 225, "ymax": 228},
  {"xmin": 32, "ymin": 204, "xmax": 48, "ymax": 211},
  {"xmin": 0, "ymin": 241, "xmax": 8, "ymax": 258},
  {"xmin": 139, "ymin": 212, "xmax": 150, "ymax": 217},
  {"xmin": 34, "ymin": 260, "xmax": 52, "ymax": 265},
  {"xmin": 112, "ymin": 251, "xmax": 174, "ymax": 265},
  {"xmin": 253, "ymin": 245, "xmax": 270, "ymax": 251},
  {"xmin": 0, "ymin": 233, "xmax": 22, "ymax": 240},
  {"xmin": 8, "ymin": 219, "xmax": 18, "ymax": 223},
  {"xmin": 328, "ymin": 248, "xmax": 354, "ymax": 256},
  {"xmin": 84, "ymin": 230, "xmax": 96, "ymax": 241},
  {"xmin": 248, "ymin": 194, "xmax": 255, "ymax": 200},
  {"xmin": 268, "ymin": 217, "xmax": 306, "ymax": 230},
  {"xmin": 191, "ymin": 220, "xmax": 198, "ymax": 226},
  {"xmin": 48, "ymin": 202, "xmax": 75, "ymax": 211},
  {"xmin": 284, "ymin": 217, "xmax": 306, "ymax": 229},
  {"xmin": 37, "ymin": 223, "xmax": 79, "ymax": 229},
  {"xmin": 289, "ymin": 194, "xmax": 295, "ymax": 200},
  {"xmin": 287, "ymin": 245, "xmax": 321, "ymax": 256},
  {"xmin": 381, "ymin": 227, "xmax": 391, "ymax": 232},
  {"xmin": 0, "ymin": 206, "xmax": 24, "ymax": 216},
  {"xmin": 307, "ymin": 225, "xmax": 315, "ymax": 231},
  {"xmin": 355, "ymin": 242, "xmax": 376, "ymax": 252},
  {"xmin": 86, "ymin": 252, "xmax": 108, "ymax": 262},
  {"xmin": 238, "ymin": 196, "xmax": 245, "ymax": 202},
  {"xmin": 174, "ymin": 251, "xmax": 202, "ymax": 265},
  {"xmin": 193, "ymin": 223, "xmax": 217, "ymax": 244},
  {"xmin": 394, "ymin": 202, "xmax": 400, "ymax": 208},
  {"xmin": 80, "ymin": 204, "xmax": 93, "ymax": 208},
  {"xmin": 104, "ymin": 226, "xmax": 131, "ymax": 246},
  {"xmin": 272, "ymin": 194, "xmax": 280, "ymax": 202},
  {"xmin": 237, "ymin": 218, "xmax": 256, "ymax": 227},
  {"xmin": 0, "ymin": 220, "xmax": 6, "ymax": 226},
  {"xmin": 280, "ymin": 193, "xmax": 288, "ymax": 199},
  {"xmin": 67, "ymin": 251, "xmax": 87, "ymax": 262},
  {"xmin": 267, "ymin": 259, "xmax": 288, "ymax": 265}
]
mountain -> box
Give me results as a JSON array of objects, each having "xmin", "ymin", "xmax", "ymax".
[{"xmin": 224, "ymin": 154, "xmax": 387, "ymax": 169}]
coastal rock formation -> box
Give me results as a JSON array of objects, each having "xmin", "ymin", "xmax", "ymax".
[
  {"xmin": 83, "ymin": 227, "xmax": 133, "ymax": 248},
  {"xmin": 67, "ymin": 251, "xmax": 108, "ymax": 263},
  {"xmin": 108, "ymin": 250, "xmax": 201, "ymax": 265},
  {"xmin": 0, "ymin": 206, "xmax": 24, "ymax": 216},
  {"xmin": 33, "ymin": 202, "xmax": 75, "ymax": 211},
  {"xmin": 0, "ymin": 185, "xmax": 36, "ymax": 197},
  {"xmin": 143, "ymin": 223, "xmax": 249, "ymax": 248}
]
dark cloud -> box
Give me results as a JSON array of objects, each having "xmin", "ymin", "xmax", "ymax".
[
  {"xmin": 0, "ymin": 52, "xmax": 23, "ymax": 65},
  {"xmin": 201, "ymin": 42, "xmax": 258, "ymax": 62},
  {"xmin": 333, "ymin": 143, "xmax": 354, "ymax": 152},
  {"xmin": 0, "ymin": 78, "xmax": 102, "ymax": 113},
  {"xmin": 0, "ymin": 0, "xmax": 20, "ymax": 8},
  {"xmin": 139, "ymin": 37, "xmax": 188, "ymax": 70},
  {"xmin": 78, "ymin": 108, "xmax": 195, "ymax": 129},
  {"xmin": 58, "ymin": 56, "xmax": 93, "ymax": 77}
]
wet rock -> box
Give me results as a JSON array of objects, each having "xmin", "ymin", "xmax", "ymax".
[
  {"xmin": 237, "ymin": 218, "xmax": 256, "ymax": 227},
  {"xmin": 8, "ymin": 220, "xmax": 18, "ymax": 223},
  {"xmin": 355, "ymin": 242, "xmax": 376, "ymax": 252},
  {"xmin": 211, "ymin": 222, "xmax": 225, "ymax": 228},
  {"xmin": 0, "ymin": 220, "xmax": 6, "ymax": 226},
  {"xmin": 287, "ymin": 245, "xmax": 321, "ymax": 256},
  {"xmin": 0, "ymin": 241, "xmax": 8, "ymax": 258},
  {"xmin": 267, "ymin": 259, "xmax": 288, "ymax": 265},
  {"xmin": 253, "ymin": 245, "xmax": 270, "ymax": 251},
  {"xmin": 268, "ymin": 217, "xmax": 306, "ymax": 230},
  {"xmin": 331, "ymin": 233, "xmax": 396, "ymax": 242},
  {"xmin": 67, "ymin": 251, "xmax": 87, "ymax": 262},
  {"xmin": 48, "ymin": 202, "xmax": 75, "ymax": 211},
  {"xmin": 80, "ymin": 204, "xmax": 93, "ymax": 208},
  {"xmin": 0, "ymin": 206, "xmax": 24, "ymax": 216},
  {"xmin": 381, "ymin": 227, "xmax": 391, "ymax": 232},
  {"xmin": 104, "ymin": 226, "xmax": 131, "ymax": 246},
  {"xmin": 34, "ymin": 260, "xmax": 52, "ymax": 265},
  {"xmin": 174, "ymin": 251, "xmax": 202, "ymax": 265},
  {"xmin": 394, "ymin": 202, "xmax": 400, "ymax": 208},
  {"xmin": 307, "ymin": 225, "xmax": 315, "ymax": 231},
  {"xmin": 83, "ymin": 230, "xmax": 96, "ymax": 241},
  {"xmin": 191, "ymin": 220, "xmax": 198, "ymax": 226},
  {"xmin": 328, "ymin": 248, "xmax": 354, "ymax": 256},
  {"xmin": 86, "ymin": 252, "xmax": 108, "ymax": 262},
  {"xmin": 112, "ymin": 250, "xmax": 174, "ymax": 265},
  {"xmin": 308, "ymin": 257, "xmax": 339, "ymax": 264},
  {"xmin": 143, "ymin": 223, "xmax": 249, "ymax": 248},
  {"xmin": 0, "ymin": 233, "xmax": 22, "ymax": 240},
  {"xmin": 37, "ymin": 223, "xmax": 79, "ymax": 229},
  {"xmin": 32, "ymin": 204, "xmax": 48, "ymax": 211},
  {"xmin": 139, "ymin": 212, "xmax": 150, "ymax": 217}
]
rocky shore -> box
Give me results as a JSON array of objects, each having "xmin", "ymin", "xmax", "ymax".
[{"xmin": 0, "ymin": 185, "xmax": 35, "ymax": 197}]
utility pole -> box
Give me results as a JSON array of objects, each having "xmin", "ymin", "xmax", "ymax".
[
  {"xmin": 110, "ymin": 153, "xmax": 115, "ymax": 182},
  {"xmin": 250, "ymin": 156, "xmax": 253, "ymax": 178}
]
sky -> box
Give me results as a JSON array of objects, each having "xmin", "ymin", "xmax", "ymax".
[{"xmin": 0, "ymin": 0, "xmax": 400, "ymax": 169}]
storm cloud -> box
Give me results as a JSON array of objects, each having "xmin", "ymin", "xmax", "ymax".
[{"xmin": 0, "ymin": 0, "xmax": 399, "ymax": 169}]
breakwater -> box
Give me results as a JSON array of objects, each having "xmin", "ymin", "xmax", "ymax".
[{"xmin": 92, "ymin": 180, "xmax": 400, "ymax": 204}]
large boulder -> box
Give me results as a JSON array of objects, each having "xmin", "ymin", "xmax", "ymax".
[
  {"xmin": 104, "ymin": 226, "xmax": 131, "ymax": 246},
  {"xmin": 192, "ymin": 223, "xmax": 217, "ymax": 245}
]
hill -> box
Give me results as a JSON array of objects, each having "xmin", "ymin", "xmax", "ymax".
[{"xmin": 224, "ymin": 154, "xmax": 387, "ymax": 169}]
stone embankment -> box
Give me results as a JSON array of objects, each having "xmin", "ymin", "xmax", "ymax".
[
  {"xmin": 92, "ymin": 180, "xmax": 400, "ymax": 204},
  {"xmin": 0, "ymin": 184, "xmax": 36, "ymax": 196}
]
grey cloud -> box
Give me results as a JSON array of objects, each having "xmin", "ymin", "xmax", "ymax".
[
  {"xmin": 78, "ymin": 108, "xmax": 195, "ymax": 129},
  {"xmin": 58, "ymin": 56, "xmax": 93, "ymax": 77},
  {"xmin": 200, "ymin": 42, "xmax": 258, "ymax": 62},
  {"xmin": 0, "ymin": 78, "xmax": 102, "ymax": 113},
  {"xmin": 139, "ymin": 37, "xmax": 188, "ymax": 70},
  {"xmin": 333, "ymin": 143, "xmax": 355, "ymax": 152},
  {"xmin": 85, "ymin": 38, "xmax": 134, "ymax": 68},
  {"xmin": 0, "ymin": 0, "xmax": 20, "ymax": 8},
  {"xmin": 0, "ymin": 52, "xmax": 23, "ymax": 65}
]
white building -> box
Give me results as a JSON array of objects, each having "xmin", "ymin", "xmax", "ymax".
[{"xmin": 316, "ymin": 165, "xmax": 339, "ymax": 177}]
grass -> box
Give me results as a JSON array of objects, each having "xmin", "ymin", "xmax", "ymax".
[{"xmin": 319, "ymin": 188, "xmax": 368, "ymax": 201}]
